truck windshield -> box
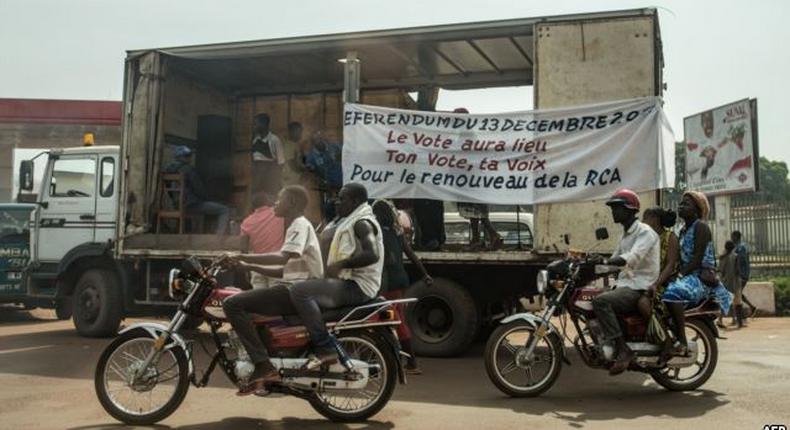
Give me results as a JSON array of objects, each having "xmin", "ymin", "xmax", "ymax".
[{"xmin": 0, "ymin": 208, "xmax": 31, "ymax": 245}]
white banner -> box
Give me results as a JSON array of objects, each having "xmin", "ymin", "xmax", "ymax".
[
  {"xmin": 342, "ymin": 97, "xmax": 675, "ymax": 204},
  {"xmin": 684, "ymin": 99, "xmax": 758, "ymax": 196}
]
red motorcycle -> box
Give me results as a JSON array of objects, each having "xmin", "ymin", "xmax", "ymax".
[
  {"xmin": 94, "ymin": 256, "xmax": 414, "ymax": 425},
  {"xmin": 484, "ymin": 240, "xmax": 721, "ymax": 397}
]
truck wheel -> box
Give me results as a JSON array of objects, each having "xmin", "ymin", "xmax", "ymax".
[
  {"xmin": 405, "ymin": 278, "xmax": 479, "ymax": 357},
  {"xmin": 73, "ymin": 269, "xmax": 123, "ymax": 337},
  {"xmin": 55, "ymin": 298, "xmax": 73, "ymax": 320}
]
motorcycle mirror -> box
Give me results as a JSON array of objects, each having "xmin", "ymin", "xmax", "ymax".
[
  {"xmin": 181, "ymin": 256, "xmax": 203, "ymax": 276},
  {"xmin": 595, "ymin": 228, "xmax": 609, "ymax": 241}
]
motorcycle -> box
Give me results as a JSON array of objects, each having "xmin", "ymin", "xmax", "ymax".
[
  {"xmin": 94, "ymin": 255, "xmax": 415, "ymax": 425},
  {"xmin": 484, "ymin": 233, "xmax": 722, "ymax": 397}
]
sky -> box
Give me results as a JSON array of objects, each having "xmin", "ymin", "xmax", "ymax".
[{"xmin": 1, "ymin": 0, "xmax": 788, "ymax": 166}]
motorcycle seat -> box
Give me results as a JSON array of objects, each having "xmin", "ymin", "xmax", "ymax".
[{"xmin": 281, "ymin": 296, "xmax": 386, "ymax": 326}]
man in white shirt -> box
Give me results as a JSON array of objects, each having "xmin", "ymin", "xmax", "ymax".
[
  {"xmin": 592, "ymin": 189, "xmax": 660, "ymax": 375},
  {"xmin": 251, "ymin": 113, "xmax": 286, "ymax": 194},
  {"xmin": 289, "ymin": 183, "xmax": 384, "ymax": 368},
  {"xmin": 223, "ymin": 185, "xmax": 322, "ymax": 395}
]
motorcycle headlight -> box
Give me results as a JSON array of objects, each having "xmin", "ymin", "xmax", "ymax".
[
  {"xmin": 168, "ymin": 268, "xmax": 183, "ymax": 299},
  {"xmin": 536, "ymin": 270, "xmax": 548, "ymax": 294}
]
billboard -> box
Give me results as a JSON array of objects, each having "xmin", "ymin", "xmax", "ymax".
[{"xmin": 684, "ymin": 99, "xmax": 759, "ymax": 195}]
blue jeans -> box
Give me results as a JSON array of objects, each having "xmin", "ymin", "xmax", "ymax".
[
  {"xmin": 189, "ymin": 201, "xmax": 229, "ymax": 234},
  {"xmin": 289, "ymin": 279, "xmax": 370, "ymax": 349}
]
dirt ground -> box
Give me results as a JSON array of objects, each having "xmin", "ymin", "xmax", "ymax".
[{"xmin": 0, "ymin": 308, "xmax": 788, "ymax": 430}]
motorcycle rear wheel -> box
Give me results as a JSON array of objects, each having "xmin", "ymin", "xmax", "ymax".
[
  {"xmin": 650, "ymin": 318, "xmax": 718, "ymax": 391},
  {"xmin": 95, "ymin": 330, "xmax": 190, "ymax": 425},
  {"xmin": 309, "ymin": 331, "xmax": 398, "ymax": 422},
  {"xmin": 484, "ymin": 321, "xmax": 563, "ymax": 397}
]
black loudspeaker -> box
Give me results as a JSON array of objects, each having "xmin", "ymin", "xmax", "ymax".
[{"xmin": 196, "ymin": 115, "xmax": 232, "ymax": 202}]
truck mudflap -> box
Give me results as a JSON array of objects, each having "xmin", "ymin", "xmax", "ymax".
[
  {"xmin": 118, "ymin": 322, "xmax": 194, "ymax": 375},
  {"xmin": 499, "ymin": 312, "xmax": 570, "ymax": 364}
]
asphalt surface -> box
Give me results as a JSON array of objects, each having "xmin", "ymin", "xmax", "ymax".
[{"xmin": 0, "ymin": 307, "xmax": 788, "ymax": 430}]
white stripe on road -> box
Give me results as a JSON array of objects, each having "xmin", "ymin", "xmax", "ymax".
[{"xmin": 0, "ymin": 345, "xmax": 55, "ymax": 355}]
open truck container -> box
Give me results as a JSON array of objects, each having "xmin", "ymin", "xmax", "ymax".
[{"xmin": 7, "ymin": 9, "xmax": 664, "ymax": 354}]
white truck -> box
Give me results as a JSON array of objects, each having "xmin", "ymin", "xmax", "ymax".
[{"xmin": 2, "ymin": 8, "xmax": 666, "ymax": 354}]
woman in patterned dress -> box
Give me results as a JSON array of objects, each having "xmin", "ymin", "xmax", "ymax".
[{"xmin": 662, "ymin": 191, "xmax": 733, "ymax": 355}]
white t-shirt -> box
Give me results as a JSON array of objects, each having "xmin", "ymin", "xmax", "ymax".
[
  {"xmin": 281, "ymin": 216, "xmax": 323, "ymax": 281},
  {"xmin": 252, "ymin": 132, "xmax": 285, "ymax": 165},
  {"xmin": 611, "ymin": 220, "xmax": 660, "ymax": 291}
]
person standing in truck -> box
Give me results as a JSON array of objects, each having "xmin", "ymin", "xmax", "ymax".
[
  {"xmin": 281, "ymin": 122, "xmax": 307, "ymax": 187},
  {"xmin": 452, "ymin": 108, "xmax": 503, "ymax": 250},
  {"xmin": 251, "ymin": 113, "xmax": 285, "ymax": 195},
  {"xmin": 305, "ymin": 130, "xmax": 343, "ymax": 222},
  {"xmin": 164, "ymin": 145, "xmax": 229, "ymax": 234}
]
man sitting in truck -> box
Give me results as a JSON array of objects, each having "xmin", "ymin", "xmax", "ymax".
[
  {"xmin": 224, "ymin": 185, "xmax": 323, "ymax": 395},
  {"xmin": 289, "ymin": 183, "xmax": 384, "ymax": 367},
  {"xmin": 592, "ymin": 189, "xmax": 660, "ymax": 376},
  {"xmin": 164, "ymin": 145, "xmax": 230, "ymax": 234}
]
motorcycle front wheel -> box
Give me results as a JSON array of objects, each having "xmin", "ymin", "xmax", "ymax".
[
  {"xmin": 94, "ymin": 330, "xmax": 190, "ymax": 425},
  {"xmin": 308, "ymin": 331, "xmax": 398, "ymax": 422},
  {"xmin": 484, "ymin": 321, "xmax": 564, "ymax": 397}
]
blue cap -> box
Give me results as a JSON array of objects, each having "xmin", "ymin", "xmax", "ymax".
[{"xmin": 174, "ymin": 145, "xmax": 193, "ymax": 157}]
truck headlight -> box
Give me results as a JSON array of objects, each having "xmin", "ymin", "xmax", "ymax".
[{"xmin": 536, "ymin": 270, "xmax": 548, "ymax": 294}]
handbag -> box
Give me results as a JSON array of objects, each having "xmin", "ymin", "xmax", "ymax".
[{"xmin": 699, "ymin": 267, "xmax": 719, "ymax": 287}]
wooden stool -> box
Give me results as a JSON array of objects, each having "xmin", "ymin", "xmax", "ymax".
[{"xmin": 156, "ymin": 173, "xmax": 187, "ymax": 233}]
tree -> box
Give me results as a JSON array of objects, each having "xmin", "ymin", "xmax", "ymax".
[{"xmin": 756, "ymin": 156, "xmax": 790, "ymax": 201}]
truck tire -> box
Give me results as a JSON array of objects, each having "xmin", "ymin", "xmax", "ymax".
[
  {"xmin": 55, "ymin": 298, "xmax": 73, "ymax": 320},
  {"xmin": 405, "ymin": 278, "xmax": 479, "ymax": 357},
  {"xmin": 73, "ymin": 269, "xmax": 123, "ymax": 337}
]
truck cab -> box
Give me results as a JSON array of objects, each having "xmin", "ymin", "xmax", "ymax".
[{"xmin": 2, "ymin": 143, "xmax": 122, "ymax": 333}]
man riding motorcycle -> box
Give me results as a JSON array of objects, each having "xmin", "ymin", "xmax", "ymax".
[
  {"xmin": 289, "ymin": 183, "xmax": 385, "ymax": 367},
  {"xmin": 223, "ymin": 185, "xmax": 324, "ymax": 395},
  {"xmin": 593, "ymin": 188, "xmax": 660, "ymax": 375}
]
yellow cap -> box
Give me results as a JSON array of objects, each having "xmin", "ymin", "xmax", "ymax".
[{"xmin": 83, "ymin": 132, "xmax": 95, "ymax": 146}]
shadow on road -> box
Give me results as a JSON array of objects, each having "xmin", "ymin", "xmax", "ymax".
[
  {"xmin": 0, "ymin": 307, "xmax": 58, "ymax": 327},
  {"xmin": 393, "ymin": 343, "xmax": 730, "ymax": 426},
  {"xmin": 68, "ymin": 416, "xmax": 394, "ymax": 430}
]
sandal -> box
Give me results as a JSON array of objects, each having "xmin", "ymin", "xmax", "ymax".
[
  {"xmin": 668, "ymin": 341, "xmax": 690, "ymax": 357},
  {"xmin": 236, "ymin": 367, "xmax": 281, "ymax": 396}
]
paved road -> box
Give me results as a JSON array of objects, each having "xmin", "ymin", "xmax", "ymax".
[{"xmin": 0, "ymin": 308, "xmax": 788, "ymax": 430}]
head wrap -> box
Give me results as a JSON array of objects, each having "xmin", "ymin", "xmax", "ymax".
[{"xmin": 683, "ymin": 190, "xmax": 710, "ymax": 220}]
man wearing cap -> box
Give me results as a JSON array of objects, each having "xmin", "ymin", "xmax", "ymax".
[
  {"xmin": 165, "ymin": 145, "xmax": 230, "ymax": 234},
  {"xmin": 593, "ymin": 189, "xmax": 660, "ymax": 375}
]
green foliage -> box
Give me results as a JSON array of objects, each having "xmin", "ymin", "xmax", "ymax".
[
  {"xmin": 756, "ymin": 157, "xmax": 790, "ymax": 201},
  {"xmin": 773, "ymin": 277, "xmax": 790, "ymax": 317}
]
